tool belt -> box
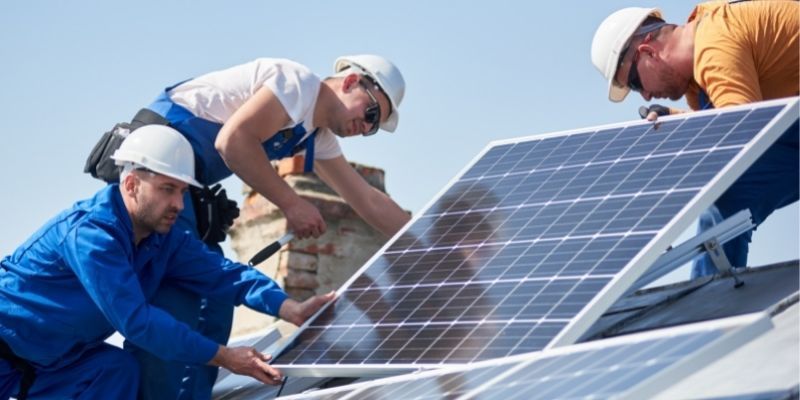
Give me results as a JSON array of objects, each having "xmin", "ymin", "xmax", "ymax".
[
  {"xmin": 0, "ymin": 338, "xmax": 36, "ymax": 400},
  {"xmin": 83, "ymin": 108, "xmax": 172, "ymax": 183}
]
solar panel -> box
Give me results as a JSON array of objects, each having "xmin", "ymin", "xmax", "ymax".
[
  {"xmin": 276, "ymin": 314, "xmax": 771, "ymax": 400},
  {"xmin": 272, "ymin": 98, "xmax": 798, "ymax": 376}
]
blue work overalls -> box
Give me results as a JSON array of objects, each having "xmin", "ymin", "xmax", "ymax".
[
  {"xmin": 692, "ymin": 91, "xmax": 800, "ymax": 277},
  {"xmin": 128, "ymin": 84, "xmax": 317, "ymax": 400},
  {"xmin": 0, "ymin": 185, "xmax": 288, "ymax": 400}
]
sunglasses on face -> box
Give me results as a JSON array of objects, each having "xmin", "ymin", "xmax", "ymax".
[
  {"xmin": 623, "ymin": 32, "xmax": 653, "ymax": 93},
  {"xmin": 627, "ymin": 52, "xmax": 644, "ymax": 93},
  {"xmin": 358, "ymin": 80, "xmax": 382, "ymax": 136}
]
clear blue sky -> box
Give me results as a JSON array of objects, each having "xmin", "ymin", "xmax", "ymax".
[{"xmin": 1, "ymin": 1, "xmax": 796, "ymax": 272}]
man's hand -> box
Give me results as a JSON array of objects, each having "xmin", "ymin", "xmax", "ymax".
[
  {"xmin": 638, "ymin": 104, "xmax": 671, "ymax": 122},
  {"xmin": 209, "ymin": 345, "xmax": 283, "ymax": 385},
  {"xmin": 279, "ymin": 291, "xmax": 336, "ymax": 326},
  {"xmin": 283, "ymin": 198, "xmax": 326, "ymax": 239}
]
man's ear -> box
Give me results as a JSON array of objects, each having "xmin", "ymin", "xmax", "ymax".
[
  {"xmin": 638, "ymin": 42, "xmax": 658, "ymax": 60},
  {"xmin": 342, "ymin": 73, "xmax": 360, "ymax": 92},
  {"xmin": 121, "ymin": 172, "xmax": 138, "ymax": 196}
]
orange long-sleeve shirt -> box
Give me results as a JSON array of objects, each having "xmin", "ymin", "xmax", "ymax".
[{"xmin": 684, "ymin": 0, "xmax": 799, "ymax": 110}]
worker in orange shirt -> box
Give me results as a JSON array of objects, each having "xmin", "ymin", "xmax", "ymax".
[{"xmin": 591, "ymin": 1, "xmax": 799, "ymax": 277}]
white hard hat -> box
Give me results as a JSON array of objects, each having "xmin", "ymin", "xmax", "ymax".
[
  {"xmin": 111, "ymin": 125, "xmax": 202, "ymax": 188},
  {"xmin": 591, "ymin": 7, "xmax": 663, "ymax": 102},
  {"xmin": 334, "ymin": 54, "xmax": 405, "ymax": 132}
]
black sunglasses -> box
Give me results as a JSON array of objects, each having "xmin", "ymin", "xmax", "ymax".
[
  {"xmin": 627, "ymin": 54, "xmax": 644, "ymax": 93},
  {"xmin": 623, "ymin": 32, "xmax": 653, "ymax": 93},
  {"xmin": 358, "ymin": 80, "xmax": 382, "ymax": 136}
]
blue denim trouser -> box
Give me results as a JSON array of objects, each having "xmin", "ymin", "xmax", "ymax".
[
  {"xmin": 692, "ymin": 121, "xmax": 799, "ymax": 278},
  {"xmin": 0, "ymin": 344, "xmax": 139, "ymax": 400},
  {"xmin": 125, "ymin": 191, "xmax": 234, "ymax": 400}
]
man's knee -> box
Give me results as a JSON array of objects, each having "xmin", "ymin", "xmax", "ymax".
[
  {"xmin": 97, "ymin": 347, "xmax": 140, "ymax": 383},
  {"xmin": 28, "ymin": 346, "xmax": 140, "ymax": 399},
  {"xmin": 81, "ymin": 348, "xmax": 140, "ymax": 400}
]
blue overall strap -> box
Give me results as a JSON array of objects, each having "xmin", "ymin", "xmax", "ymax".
[
  {"xmin": 698, "ymin": 90, "xmax": 714, "ymax": 110},
  {"xmin": 147, "ymin": 79, "xmax": 193, "ymax": 118},
  {"xmin": 147, "ymin": 89, "xmax": 226, "ymax": 184},
  {"xmin": 303, "ymin": 130, "xmax": 317, "ymax": 173},
  {"xmin": 262, "ymin": 125, "xmax": 319, "ymax": 173}
]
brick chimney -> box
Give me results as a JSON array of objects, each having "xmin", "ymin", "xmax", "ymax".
[{"xmin": 227, "ymin": 155, "xmax": 398, "ymax": 338}]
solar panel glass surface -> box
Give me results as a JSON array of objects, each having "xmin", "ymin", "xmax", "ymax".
[
  {"xmin": 275, "ymin": 315, "xmax": 769, "ymax": 400},
  {"xmin": 272, "ymin": 100, "xmax": 796, "ymax": 371}
]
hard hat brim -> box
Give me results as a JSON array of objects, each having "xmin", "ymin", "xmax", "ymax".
[
  {"xmin": 113, "ymin": 154, "xmax": 204, "ymax": 188},
  {"xmin": 609, "ymin": 81, "xmax": 631, "ymax": 103},
  {"xmin": 381, "ymin": 110, "xmax": 399, "ymax": 133},
  {"xmin": 160, "ymin": 171, "xmax": 203, "ymax": 188}
]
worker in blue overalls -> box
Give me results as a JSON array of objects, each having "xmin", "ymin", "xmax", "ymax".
[
  {"xmin": 591, "ymin": 3, "xmax": 799, "ymax": 278},
  {"xmin": 84, "ymin": 55, "xmax": 411, "ymax": 399},
  {"xmin": 0, "ymin": 126, "xmax": 334, "ymax": 400}
]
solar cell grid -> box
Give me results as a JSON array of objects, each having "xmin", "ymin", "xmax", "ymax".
[
  {"xmin": 274, "ymin": 315, "xmax": 770, "ymax": 400},
  {"xmin": 271, "ymin": 100, "xmax": 795, "ymax": 372},
  {"xmin": 485, "ymin": 328, "xmax": 719, "ymax": 400}
]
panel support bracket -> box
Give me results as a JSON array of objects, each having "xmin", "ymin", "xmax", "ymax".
[{"xmin": 628, "ymin": 209, "xmax": 753, "ymax": 294}]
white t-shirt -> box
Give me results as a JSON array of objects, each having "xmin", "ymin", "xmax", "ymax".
[{"xmin": 167, "ymin": 58, "xmax": 342, "ymax": 160}]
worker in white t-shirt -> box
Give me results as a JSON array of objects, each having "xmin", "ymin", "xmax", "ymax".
[{"xmin": 87, "ymin": 55, "xmax": 410, "ymax": 400}]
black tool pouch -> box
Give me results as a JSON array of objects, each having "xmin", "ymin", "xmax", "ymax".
[
  {"xmin": 190, "ymin": 184, "xmax": 240, "ymax": 245},
  {"xmin": 83, "ymin": 109, "xmax": 172, "ymax": 183},
  {"xmin": 83, "ymin": 123, "xmax": 132, "ymax": 183}
]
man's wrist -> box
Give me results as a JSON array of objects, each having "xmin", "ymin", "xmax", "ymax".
[
  {"xmin": 208, "ymin": 345, "xmax": 227, "ymax": 367},
  {"xmin": 278, "ymin": 298, "xmax": 297, "ymax": 323}
]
